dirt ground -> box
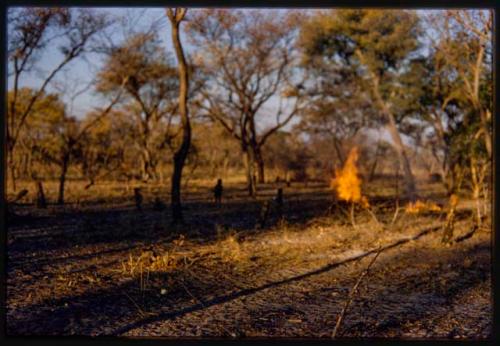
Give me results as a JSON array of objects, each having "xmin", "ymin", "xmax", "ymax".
[{"xmin": 6, "ymin": 180, "xmax": 492, "ymax": 338}]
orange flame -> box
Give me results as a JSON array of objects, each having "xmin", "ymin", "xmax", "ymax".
[
  {"xmin": 405, "ymin": 200, "xmax": 442, "ymax": 214},
  {"xmin": 331, "ymin": 147, "xmax": 369, "ymax": 207}
]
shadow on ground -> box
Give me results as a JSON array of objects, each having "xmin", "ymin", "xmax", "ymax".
[{"xmin": 6, "ymin": 225, "xmax": 490, "ymax": 337}]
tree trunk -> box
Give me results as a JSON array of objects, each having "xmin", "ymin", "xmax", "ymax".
[
  {"xmin": 141, "ymin": 148, "xmax": 156, "ymax": 181},
  {"xmin": 368, "ymin": 156, "xmax": 379, "ymax": 182},
  {"xmin": 7, "ymin": 146, "xmax": 17, "ymax": 192},
  {"xmin": 333, "ymin": 137, "xmax": 345, "ymax": 168},
  {"xmin": 255, "ymin": 147, "xmax": 265, "ymax": 184},
  {"xmin": 36, "ymin": 180, "xmax": 47, "ymax": 209},
  {"xmin": 141, "ymin": 151, "xmax": 149, "ymax": 181},
  {"xmin": 355, "ymin": 49, "xmax": 416, "ymax": 200},
  {"xmin": 10, "ymin": 159, "xmax": 17, "ymax": 192},
  {"xmin": 368, "ymin": 141, "xmax": 382, "ymax": 182},
  {"xmin": 243, "ymin": 146, "xmax": 257, "ymax": 197},
  {"xmin": 168, "ymin": 9, "xmax": 191, "ymax": 224},
  {"xmin": 57, "ymin": 154, "xmax": 70, "ymax": 205},
  {"xmin": 480, "ymin": 109, "xmax": 492, "ymax": 157},
  {"xmin": 385, "ymin": 119, "xmax": 417, "ymax": 200}
]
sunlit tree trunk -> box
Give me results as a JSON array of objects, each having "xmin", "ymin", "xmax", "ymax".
[
  {"xmin": 243, "ymin": 144, "xmax": 257, "ymax": 197},
  {"xmin": 167, "ymin": 8, "xmax": 191, "ymax": 224},
  {"xmin": 333, "ymin": 137, "xmax": 345, "ymax": 168},
  {"xmin": 254, "ymin": 147, "xmax": 265, "ymax": 184},
  {"xmin": 385, "ymin": 115, "xmax": 417, "ymax": 200},
  {"xmin": 354, "ymin": 49, "xmax": 417, "ymax": 200},
  {"xmin": 140, "ymin": 147, "xmax": 156, "ymax": 181}
]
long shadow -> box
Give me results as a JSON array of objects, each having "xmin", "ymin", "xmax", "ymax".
[
  {"xmin": 7, "ymin": 193, "xmax": 338, "ymax": 269},
  {"xmin": 109, "ymin": 225, "xmax": 446, "ymax": 336},
  {"xmin": 337, "ymin": 242, "xmax": 491, "ymax": 338},
  {"xmin": 9, "ymin": 188, "xmax": 472, "ymax": 277},
  {"xmin": 5, "ymin": 224, "xmax": 439, "ymax": 335},
  {"xmin": 7, "ymin": 223, "xmax": 490, "ymax": 337}
]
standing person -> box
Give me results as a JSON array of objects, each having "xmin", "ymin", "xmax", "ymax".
[{"xmin": 213, "ymin": 178, "xmax": 223, "ymax": 206}]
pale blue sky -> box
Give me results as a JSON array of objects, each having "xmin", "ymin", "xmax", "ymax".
[
  {"xmin": 8, "ymin": 7, "xmax": 307, "ymax": 133},
  {"xmin": 8, "ymin": 8, "xmax": 471, "ymax": 146},
  {"xmin": 8, "ymin": 8, "xmax": 177, "ymax": 117}
]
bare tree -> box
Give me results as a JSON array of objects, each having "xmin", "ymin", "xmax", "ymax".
[
  {"xmin": 186, "ymin": 9, "xmax": 304, "ymax": 196},
  {"xmin": 421, "ymin": 10, "xmax": 492, "ymax": 197},
  {"xmin": 32, "ymin": 81, "xmax": 126, "ymax": 204},
  {"xmin": 299, "ymin": 10, "xmax": 422, "ymax": 200},
  {"xmin": 444, "ymin": 10, "xmax": 493, "ymax": 157},
  {"xmin": 7, "ymin": 8, "xmax": 111, "ymax": 190},
  {"xmin": 166, "ymin": 8, "xmax": 191, "ymax": 224},
  {"xmin": 97, "ymin": 31, "xmax": 179, "ymax": 181}
]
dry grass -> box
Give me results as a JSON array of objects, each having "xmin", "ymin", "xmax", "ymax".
[{"xmin": 7, "ymin": 174, "xmax": 492, "ymax": 337}]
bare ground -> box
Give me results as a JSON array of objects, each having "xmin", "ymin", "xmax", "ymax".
[{"xmin": 6, "ymin": 181, "xmax": 492, "ymax": 338}]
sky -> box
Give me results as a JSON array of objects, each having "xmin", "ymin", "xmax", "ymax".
[
  {"xmin": 7, "ymin": 8, "xmax": 463, "ymax": 147},
  {"xmin": 8, "ymin": 7, "xmax": 312, "ymax": 135},
  {"xmin": 8, "ymin": 8, "xmax": 176, "ymax": 117}
]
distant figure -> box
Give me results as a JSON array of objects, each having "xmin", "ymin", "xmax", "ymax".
[
  {"xmin": 134, "ymin": 188, "xmax": 143, "ymax": 211},
  {"xmin": 213, "ymin": 178, "xmax": 223, "ymax": 206}
]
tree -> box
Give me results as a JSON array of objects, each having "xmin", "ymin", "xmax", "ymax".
[
  {"xmin": 297, "ymin": 87, "xmax": 375, "ymax": 169},
  {"xmin": 440, "ymin": 10, "xmax": 492, "ymax": 157},
  {"xmin": 264, "ymin": 130, "xmax": 312, "ymax": 183},
  {"xmin": 19, "ymin": 79, "xmax": 126, "ymax": 205},
  {"xmin": 299, "ymin": 9, "xmax": 422, "ymax": 200},
  {"xmin": 96, "ymin": 31, "xmax": 179, "ymax": 181},
  {"xmin": 7, "ymin": 8, "xmax": 111, "ymax": 190},
  {"xmin": 190, "ymin": 121, "xmax": 243, "ymax": 179},
  {"xmin": 8, "ymin": 88, "xmax": 64, "ymax": 182},
  {"xmin": 408, "ymin": 10, "xmax": 493, "ymax": 241},
  {"xmin": 419, "ymin": 10, "xmax": 492, "ymax": 199},
  {"xmin": 166, "ymin": 8, "xmax": 191, "ymax": 224},
  {"xmin": 79, "ymin": 109, "xmax": 131, "ymax": 188},
  {"xmin": 186, "ymin": 9, "xmax": 304, "ymax": 196}
]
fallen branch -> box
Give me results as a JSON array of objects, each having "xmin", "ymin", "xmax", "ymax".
[
  {"xmin": 454, "ymin": 224, "xmax": 479, "ymax": 243},
  {"xmin": 332, "ymin": 248, "xmax": 381, "ymax": 338}
]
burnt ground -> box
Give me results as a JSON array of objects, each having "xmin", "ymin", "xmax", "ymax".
[{"xmin": 6, "ymin": 181, "xmax": 492, "ymax": 338}]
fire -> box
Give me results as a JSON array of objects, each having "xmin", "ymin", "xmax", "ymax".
[
  {"xmin": 331, "ymin": 147, "xmax": 369, "ymax": 208},
  {"xmin": 405, "ymin": 200, "xmax": 442, "ymax": 214}
]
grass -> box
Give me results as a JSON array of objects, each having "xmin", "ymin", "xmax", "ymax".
[{"xmin": 6, "ymin": 175, "xmax": 492, "ymax": 336}]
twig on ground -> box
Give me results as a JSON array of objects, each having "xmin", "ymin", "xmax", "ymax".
[
  {"xmin": 332, "ymin": 248, "xmax": 382, "ymax": 339},
  {"xmin": 454, "ymin": 222, "xmax": 479, "ymax": 243}
]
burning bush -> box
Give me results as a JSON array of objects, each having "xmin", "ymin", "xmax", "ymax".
[
  {"xmin": 331, "ymin": 147, "xmax": 369, "ymax": 208},
  {"xmin": 405, "ymin": 200, "xmax": 442, "ymax": 214}
]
